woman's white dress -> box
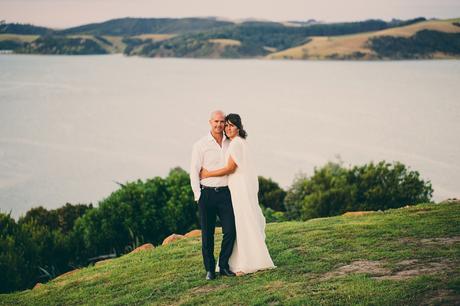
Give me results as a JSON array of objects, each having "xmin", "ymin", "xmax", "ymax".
[{"xmin": 226, "ymin": 136, "xmax": 276, "ymax": 274}]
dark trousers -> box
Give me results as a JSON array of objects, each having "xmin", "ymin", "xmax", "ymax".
[{"xmin": 198, "ymin": 186, "xmax": 236, "ymax": 272}]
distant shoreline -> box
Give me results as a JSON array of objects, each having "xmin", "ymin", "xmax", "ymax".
[{"xmin": 1, "ymin": 17, "xmax": 459, "ymax": 60}]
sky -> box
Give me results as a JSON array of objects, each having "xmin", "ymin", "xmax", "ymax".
[{"xmin": 1, "ymin": 0, "xmax": 460, "ymax": 29}]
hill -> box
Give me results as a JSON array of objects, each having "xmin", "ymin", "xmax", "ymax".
[
  {"xmin": 58, "ymin": 17, "xmax": 235, "ymax": 36},
  {"xmin": 267, "ymin": 19, "xmax": 460, "ymax": 60},
  {"xmin": 3, "ymin": 17, "xmax": 449, "ymax": 58},
  {"xmin": 1, "ymin": 201, "xmax": 459, "ymax": 305},
  {"xmin": 0, "ymin": 23, "xmax": 52, "ymax": 35}
]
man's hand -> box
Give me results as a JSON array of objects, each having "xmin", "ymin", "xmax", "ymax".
[{"xmin": 200, "ymin": 168, "xmax": 210, "ymax": 179}]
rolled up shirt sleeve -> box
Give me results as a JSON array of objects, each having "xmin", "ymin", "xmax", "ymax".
[{"xmin": 190, "ymin": 142, "xmax": 202, "ymax": 202}]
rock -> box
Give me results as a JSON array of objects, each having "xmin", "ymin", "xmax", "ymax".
[
  {"xmin": 33, "ymin": 283, "xmax": 43, "ymax": 290},
  {"xmin": 185, "ymin": 229, "xmax": 201, "ymax": 238},
  {"xmin": 162, "ymin": 234, "xmax": 185, "ymax": 245},
  {"xmin": 130, "ymin": 243, "xmax": 155, "ymax": 254},
  {"xmin": 342, "ymin": 211, "xmax": 374, "ymax": 216}
]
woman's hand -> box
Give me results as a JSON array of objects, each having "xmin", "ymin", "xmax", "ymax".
[{"xmin": 200, "ymin": 168, "xmax": 210, "ymax": 179}]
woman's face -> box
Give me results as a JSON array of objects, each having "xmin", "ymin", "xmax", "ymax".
[{"xmin": 225, "ymin": 121, "xmax": 239, "ymax": 139}]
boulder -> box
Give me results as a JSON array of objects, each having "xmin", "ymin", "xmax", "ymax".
[
  {"xmin": 130, "ymin": 243, "xmax": 155, "ymax": 254},
  {"xmin": 162, "ymin": 234, "xmax": 185, "ymax": 245},
  {"xmin": 33, "ymin": 283, "xmax": 43, "ymax": 290},
  {"xmin": 185, "ymin": 229, "xmax": 201, "ymax": 238}
]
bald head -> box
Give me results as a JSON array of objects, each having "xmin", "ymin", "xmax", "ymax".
[
  {"xmin": 209, "ymin": 110, "xmax": 225, "ymax": 136},
  {"xmin": 210, "ymin": 110, "xmax": 225, "ymax": 120}
]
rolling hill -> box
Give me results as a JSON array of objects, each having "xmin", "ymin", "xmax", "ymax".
[
  {"xmin": 267, "ymin": 19, "xmax": 460, "ymax": 60},
  {"xmin": 1, "ymin": 17, "xmax": 459, "ymax": 59},
  {"xmin": 1, "ymin": 201, "xmax": 458, "ymax": 305}
]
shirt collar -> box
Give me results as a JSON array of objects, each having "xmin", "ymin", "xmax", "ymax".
[{"xmin": 207, "ymin": 132, "xmax": 228, "ymax": 143}]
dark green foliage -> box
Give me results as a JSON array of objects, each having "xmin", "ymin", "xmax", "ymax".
[
  {"xmin": 18, "ymin": 36, "xmax": 108, "ymax": 55},
  {"xmin": 260, "ymin": 207, "xmax": 287, "ymax": 223},
  {"xmin": 0, "ymin": 40, "xmax": 24, "ymax": 50},
  {"xmin": 138, "ymin": 35, "xmax": 225, "ymax": 58},
  {"xmin": 128, "ymin": 18, "xmax": 427, "ymax": 58},
  {"xmin": 0, "ymin": 213, "xmax": 39, "ymax": 293},
  {"xmin": 0, "ymin": 23, "xmax": 52, "ymax": 35},
  {"xmin": 59, "ymin": 17, "xmax": 234, "ymax": 36},
  {"xmin": 285, "ymin": 161, "xmax": 433, "ymax": 220},
  {"xmin": 0, "ymin": 204, "xmax": 92, "ymax": 293},
  {"xmin": 19, "ymin": 206, "xmax": 59, "ymax": 229},
  {"xmin": 18, "ymin": 203, "xmax": 93, "ymax": 234},
  {"xmin": 388, "ymin": 17, "xmax": 427, "ymax": 27},
  {"xmin": 369, "ymin": 30, "xmax": 460, "ymax": 59},
  {"xmin": 74, "ymin": 167, "xmax": 198, "ymax": 257},
  {"xmin": 258, "ymin": 176, "xmax": 287, "ymax": 211}
]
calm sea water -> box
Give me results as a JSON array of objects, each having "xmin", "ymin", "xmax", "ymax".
[{"xmin": 1, "ymin": 54, "xmax": 459, "ymax": 217}]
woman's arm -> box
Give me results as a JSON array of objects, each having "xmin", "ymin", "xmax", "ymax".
[{"xmin": 200, "ymin": 156, "xmax": 237, "ymax": 179}]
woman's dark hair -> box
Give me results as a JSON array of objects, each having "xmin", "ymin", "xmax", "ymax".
[{"xmin": 225, "ymin": 113, "xmax": 247, "ymax": 139}]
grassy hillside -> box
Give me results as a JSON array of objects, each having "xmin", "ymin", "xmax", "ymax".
[
  {"xmin": 58, "ymin": 18, "xmax": 235, "ymax": 36},
  {"xmin": 2, "ymin": 17, "xmax": 458, "ymax": 59},
  {"xmin": 1, "ymin": 201, "xmax": 459, "ymax": 305},
  {"xmin": 267, "ymin": 19, "xmax": 460, "ymax": 60}
]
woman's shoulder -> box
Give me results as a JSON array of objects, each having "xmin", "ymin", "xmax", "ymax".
[{"xmin": 231, "ymin": 136, "xmax": 246, "ymax": 146}]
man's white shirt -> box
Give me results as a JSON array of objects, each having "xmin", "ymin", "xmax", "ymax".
[{"xmin": 190, "ymin": 132, "xmax": 230, "ymax": 201}]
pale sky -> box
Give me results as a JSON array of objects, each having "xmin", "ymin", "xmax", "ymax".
[{"xmin": 1, "ymin": 0, "xmax": 459, "ymax": 29}]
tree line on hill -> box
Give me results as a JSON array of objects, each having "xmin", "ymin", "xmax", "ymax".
[
  {"xmin": 1, "ymin": 17, "xmax": 441, "ymax": 58},
  {"xmin": 0, "ymin": 161, "xmax": 432, "ymax": 293},
  {"xmin": 369, "ymin": 30, "xmax": 460, "ymax": 59}
]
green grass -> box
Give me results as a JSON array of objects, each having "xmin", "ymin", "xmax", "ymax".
[{"xmin": 1, "ymin": 202, "xmax": 459, "ymax": 305}]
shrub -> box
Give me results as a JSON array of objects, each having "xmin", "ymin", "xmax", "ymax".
[{"xmin": 285, "ymin": 161, "xmax": 433, "ymax": 220}]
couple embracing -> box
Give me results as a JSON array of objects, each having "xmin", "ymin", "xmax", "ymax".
[{"xmin": 190, "ymin": 111, "xmax": 276, "ymax": 280}]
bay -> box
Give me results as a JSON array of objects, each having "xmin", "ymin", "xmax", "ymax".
[{"xmin": 1, "ymin": 54, "xmax": 459, "ymax": 218}]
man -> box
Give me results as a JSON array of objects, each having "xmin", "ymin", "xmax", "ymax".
[{"xmin": 190, "ymin": 110, "xmax": 236, "ymax": 280}]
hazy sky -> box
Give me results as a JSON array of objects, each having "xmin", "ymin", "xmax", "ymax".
[{"xmin": 1, "ymin": 0, "xmax": 460, "ymax": 28}]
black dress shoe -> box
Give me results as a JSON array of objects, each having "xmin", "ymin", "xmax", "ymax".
[
  {"xmin": 206, "ymin": 271, "xmax": 216, "ymax": 280},
  {"xmin": 219, "ymin": 268, "xmax": 236, "ymax": 277}
]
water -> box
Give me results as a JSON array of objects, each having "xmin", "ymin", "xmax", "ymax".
[{"xmin": 1, "ymin": 54, "xmax": 459, "ymax": 218}]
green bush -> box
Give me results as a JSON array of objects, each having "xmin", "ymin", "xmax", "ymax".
[
  {"xmin": 258, "ymin": 176, "xmax": 287, "ymax": 211},
  {"xmin": 74, "ymin": 167, "xmax": 198, "ymax": 257},
  {"xmin": 285, "ymin": 161, "xmax": 433, "ymax": 220}
]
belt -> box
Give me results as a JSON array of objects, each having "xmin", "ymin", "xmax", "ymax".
[{"xmin": 200, "ymin": 185, "xmax": 229, "ymax": 192}]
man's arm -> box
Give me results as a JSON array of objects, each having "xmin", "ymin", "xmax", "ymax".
[
  {"xmin": 201, "ymin": 156, "xmax": 237, "ymax": 178},
  {"xmin": 190, "ymin": 142, "xmax": 202, "ymax": 202}
]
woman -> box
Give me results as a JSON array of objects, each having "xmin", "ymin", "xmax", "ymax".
[{"xmin": 200, "ymin": 113, "xmax": 276, "ymax": 275}]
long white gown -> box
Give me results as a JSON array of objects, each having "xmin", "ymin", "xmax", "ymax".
[{"xmin": 226, "ymin": 136, "xmax": 276, "ymax": 274}]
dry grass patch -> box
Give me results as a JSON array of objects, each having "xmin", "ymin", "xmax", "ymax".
[
  {"xmin": 133, "ymin": 34, "xmax": 175, "ymax": 41},
  {"xmin": 376, "ymin": 259, "xmax": 455, "ymax": 281},
  {"xmin": 267, "ymin": 19, "xmax": 460, "ymax": 60},
  {"xmin": 0, "ymin": 34, "xmax": 38, "ymax": 42},
  {"xmin": 323, "ymin": 260, "xmax": 390, "ymax": 280},
  {"xmin": 209, "ymin": 39, "xmax": 241, "ymax": 46},
  {"xmin": 398, "ymin": 236, "xmax": 460, "ymax": 246},
  {"xmin": 322, "ymin": 258, "xmax": 457, "ymax": 281}
]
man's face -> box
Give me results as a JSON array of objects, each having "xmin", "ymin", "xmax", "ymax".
[{"xmin": 209, "ymin": 112, "xmax": 225, "ymax": 134}]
